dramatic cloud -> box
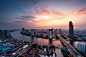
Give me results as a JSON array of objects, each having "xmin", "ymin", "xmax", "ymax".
[
  {"xmin": 0, "ymin": 0, "xmax": 86, "ymax": 29},
  {"xmin": 14, "ymin": 5, "xmax": 86, "ymax": 27},
  {"xmin": 36, "ymin": 10, "xmax": 64, "ymax": 16},
  {"xmin": 15, "ymin": 16, "xmax": 36, "ymax": 20},
  {"xmin": 69, "ymin": 6, "xmax": 86, "ymax": 17}
]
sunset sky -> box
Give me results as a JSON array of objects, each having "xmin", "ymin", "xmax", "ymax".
[{"xmin": 0, "ymin": 0, "xmax": 86, "ymax": 29}]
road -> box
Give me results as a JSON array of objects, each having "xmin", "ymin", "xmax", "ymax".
[{"xmin": 57, "ymin": 34, "xmax": 83, "ymax": 57}]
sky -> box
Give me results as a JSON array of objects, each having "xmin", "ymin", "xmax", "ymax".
[{"xmin": 0, "ymin": 0, "xmax": 86, "ymax": 29}]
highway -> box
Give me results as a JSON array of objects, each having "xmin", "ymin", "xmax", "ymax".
[
  {"xmin": 57, "ymin": 34, "xmax": 83, "ymax": 57},
  {"xmin": 16, "ymin": 44, "xmax": 34, "ymax": 57}
]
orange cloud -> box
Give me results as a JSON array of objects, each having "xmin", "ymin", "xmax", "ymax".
[
  {"xmin": 71, "ymin": 5, "xmax": 86, "ymax": 17},
  {"xmin": 36, "ymin": 10, "xmax": 64, "ymax": 16},
  {"xmin": 30, "ymin": 6, "xmax": 86, "ymax": 27}
]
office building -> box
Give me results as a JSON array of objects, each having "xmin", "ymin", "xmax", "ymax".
[
  {"xmin": 49, "ymin": 29, "xmax": 53, "ymax": 39},
  {"xmin": 77, "ymin": 43, "xmax": 86, "ymax": 52},
  {"xmin": 2, "ymin": 30, "xmax": 7, "ymax": 37},
  {"xmin": 22, "ymin": 28, "xmax": 24, "ymax": 33},
  {"xmin": 0, "ymin": 30, "xmax": 3, "ymax": 37},
  {"xmin": 0, "ymin": 30, "xmax": 10, "ymax": 37},
  {"xmin": 26, "ymin": 30, "xmax": 29, "ymax": 34},
  {"xmin": 55, "ymin": 29, "xmax": 58, "ymax": 33},
  {"xmin": 7, "ymin": 30, "xmax": 10, "ymax": 36},
  {"xmin": 59, "ymin": 29, "xmax": 61, "ymax": 34},
  {"xmin": 69, "ymin": 21, "xmax": 74, "ymax": 38},
  {"xmin": 51, "ymin": 28, "xmax": 54, "ymax": 35},
  {"xmin": 36, "ymin": 29, "xmax": 37, "ymax": 35},
  {"xmin": 4, "ymin": 30, "xmax": 7, "ymax": 37},
  {"xmin": 2, "ymin": 30, "xmax": 4, "ymax": 37},
  {"xmin": 31, "ymin": 29, "xmax": 34, "ymax": 36}
]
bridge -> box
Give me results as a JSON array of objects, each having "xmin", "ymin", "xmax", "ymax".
[{"xmin": 57, "ymin": 34, "xmax": 83, "ymax": 57}]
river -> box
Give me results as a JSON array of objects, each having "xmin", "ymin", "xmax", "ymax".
[{"xmin": 11, "ymin": 31, "xmax": 86, "ymax": 48}]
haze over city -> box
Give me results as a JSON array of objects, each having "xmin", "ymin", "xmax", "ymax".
[
  {"xmin": 0, "ymin": 0, "xmax": 86, "ymax": 29},
  {"xmin": 0, "ymin": 0, "xmax": 86, "ymax": 57}
]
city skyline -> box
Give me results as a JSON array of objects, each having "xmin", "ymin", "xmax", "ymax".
[{"xmin": 0, "ymin": 0, "xmax": 86, "ymax": 29}]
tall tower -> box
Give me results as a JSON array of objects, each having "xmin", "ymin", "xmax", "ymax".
[{"xmin": 69, "ymin": 21, "xmax": 74, "ymax": 38}]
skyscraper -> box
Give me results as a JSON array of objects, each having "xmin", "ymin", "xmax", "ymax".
[
  {"xmin": 31, "ymin": 29, "xmax": 34, "ymax": 36},
  {"xmin": 0, "ymin": 30, "xmax": 3, "ymax": 37},
  {"xmin": 36, "ymin": 29, "xmax": 37, "ymax": 35},
  {"xmin": 4, "ymin": 30, "xmax": 7, "ymax": 37},
  {"xmin": 59, "ymin": 29, "xmax": 61, "ymax": 34},
  {"xmin": 49, "ymin": 29, "xmax": 53, "ymax": 39},
  {"xmin": 69, "ymin": 21, "xmax": 74, "ymax": 38},
  {"xmin": 22, "ymin": 28, "xmax": 24, "ymax": 33}
]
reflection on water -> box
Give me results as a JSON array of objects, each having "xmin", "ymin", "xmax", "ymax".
[
  {"xmin": 11, "ymin": 31, "xmax": 63, "ymax": 47},
  {"xmin": 67, "ymin": 40, "xmax": 86, "ymax": 48},
  {"xmin": 73, "ymin": 41, "xmax": 86, "ymax": 48},
  {"xmin": 70, "ymin": 40, "xmax": 74, "ymax": 46},
  {"xmin": 49, "ymin": 39, "xmax": 53, "ymax": 45},
  {"xmin": 31, "ymin": 37, "xmax": 34, "ymax": 43},
  {"xmin": 11, "ymin": 31, "xmax": 86, "ymax": 48}
]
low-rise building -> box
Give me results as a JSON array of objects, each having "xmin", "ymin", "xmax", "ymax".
[{"xmin": 0, "ymin": 45, "xmax": 10, "ymax": 53}]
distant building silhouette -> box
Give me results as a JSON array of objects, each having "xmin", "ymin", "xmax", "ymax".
[
  {"xmin": 55, "ymin": 29, "xmax": 58, "ymax": 33},
  {"xmin": 69, "ymin": 21, "xmax": 74, "ymax": 38},
  {"xmin": 59, "ymin": 29, "xmax": 61, "ymax": 34},
  {"xmin": 0, "ymin": 30, "xmax": 3, "ymax": 37},
  {"xmin": 22, "ymin": 28, "xmax": 24, "ymax": 33},
  {"xmin": 36, "ymin": 29, "xmax": 37, "ymax": 35},
  {"xmin": 1, "ymin": 30, "xmax": 8, "ymax": 37},
  {"xmin": 4, "ymin": 30, "xmax": 7, "ymax": 37},
  {"xmin": 31, "ymin": 29, "xmax": 34, "ymax": 36}
]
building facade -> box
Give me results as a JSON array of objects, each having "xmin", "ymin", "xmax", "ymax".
[
  {"xmin": 0, "ymin": 30, "xmax": 3, "ymax": 37},
  {"xmin": 49, "ymin": 29, "xmax": 53, "ymax": 39},
  {"xmin": 31, "ymin": 29, "xmax": 34, "ymax": 36},
  {"xmin": 22, "ymin": 28, "xmax": 24, "ymax": 33},
  {"xmin": 59, "ymin": 29, "xmax": 61, "ymax": 34},
  {"xmin": 69, "ymin": 21, "xmax": 74, "ymax": 38},
  {"xmin": 77, "ymin": 43, "xmax": 86, "ymax": 52}
]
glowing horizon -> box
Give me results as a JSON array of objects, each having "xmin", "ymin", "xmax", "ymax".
[{"xmin": 0, "ymin": 0, "xmax": 86, "ymax": 29}]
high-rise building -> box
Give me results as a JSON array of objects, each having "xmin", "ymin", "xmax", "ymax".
[
  {"xmin": 69, "ymin": 21, "xmax": 74, "ymax": 38},
  {"xmin": 0, "ymin": 30, "xmax": 3, "ymax": 37},
  {"xmin": 0, "ymin": 30, "xmax": 9, "ymax": 37},
  {"xmin": 4, "ymin": 30, "xmax": 7, "ymax": 37},
  {"xmin": 22, "ymin": 28, "xmax": 24, "ymax": 33},
  {"xmin": 2, "ymin": 30, "xmax": 4, "ymax": 37},
  {"xmin": 51, "ymin": 28, "xmax": 53, "ymax": 35},
  {"xmin": 59, "ymin": 29, "xmax": 61, "ymax": 34},
  {"xmin": 49, "ymin": 29, "xmax": 53, "ymax": 39},
  {"xmin": 31, "ymin": 29, "xmax": 34, "ymax": 36},
  {"xmin": 36, "ymin": 29, "xmax": 37, "ymax": 35},
  {"xmin": 2, "ymin": 30, "xmax": 7, "ymax": 37},
  {"xmin": 26, "ymin": 30, "xmax": 29, "ymax": 34},
  {"xmin": 55, "ymin": 29, "xmax": 58, "ymax": 33},
  {"xmin": 7, "ymin": 30, "xmax": 10, "ymax": 36},
  {"xmin": 77, "ymin": 43, "xmax": 86, "ymax": 52}
]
